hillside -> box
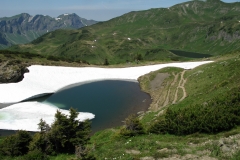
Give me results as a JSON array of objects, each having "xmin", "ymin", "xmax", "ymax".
[
  {"xmin": 1, "ymin": 51, "xmax": 239, "ymax": 159},
  {"xmin": 87, "ymin": 51, "xmax": 240, "ymax": 159},
  {"xmin": 10, "ymin": 0, "xmax": 240, "ymax": 64},
  {"xmin": 0, "ymin": 13, "xmax": 98, "ymax": 49}
]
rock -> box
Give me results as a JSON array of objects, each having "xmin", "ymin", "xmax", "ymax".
[
  {"xmin": 218, "ymin": 139, "xmax": 224, "ymax": 147},
  {"xmin": 137, "ymin": 111, "xmax": 145, "ymax": 115},
  {"xmin": 200, "ymin": 156, "xmax": 218, "ymax": 160},
  {"xmin": 0, "ymin": 61, "xmax": 29, "ymax": 83},
  {"xmin": 221, "ymin": 145, "xmax": 231, "ymax": 152},
  {"xmin": 236, "ymin": 140, "xmax": 240, "ymax": 146},
  {"xmin": 158, "ymin": 148, "xmax": 168, "ymax": 153},
  {"xmin": 125, "ymin": 149, "xmax": 141, "ymax": 155},
  {"xmin": 140, "ymin": 157, "xmax": 154, "ymax": 160}
]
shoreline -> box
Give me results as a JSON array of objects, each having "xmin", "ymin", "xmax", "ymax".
[
  {"xmin": 0, "ymin": 61, "xmax": 213, "ymax": 103},
  {"xmin": 0, "ymin": 61, "xmax": 213, "ymax": 132},
  {"xmin": 0, "ymin": 103, "xmax": 15, "ymax": 109}
]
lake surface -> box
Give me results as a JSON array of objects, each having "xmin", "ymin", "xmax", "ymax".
[
  {"xmin": 170, "ymin": 50, "xmax": 212, "ymax": 58},
  {"xmin": 40, "ymin": 80, "xmax": 152, "ymax": 133}
]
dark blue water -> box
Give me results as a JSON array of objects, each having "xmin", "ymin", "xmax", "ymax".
[
  {"xmin": 170, "ymin": 50, "xmax": 212, "ymax": 58},
  {"xmin": 42, "ymin": 80, "xmax": 151, "ymax": 133}
]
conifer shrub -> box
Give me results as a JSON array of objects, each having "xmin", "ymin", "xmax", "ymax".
[
  {"xmin": 30, "ymin": 108, "xmax": 91, "ymax": 155},
  {"xmin": 23, "ymin": 149, "xmax": 49, "ymax": 160},
  {"xmin": 0, "ymin": 108, "xmax": 92, "ymax": 159},
  {"xmin": 149, "ymin": 87, "xmax": 240, "ymax": 135},
  {"xmin": 0, "ymin": 130, "xmax": 32, "ymax": 157},
  {"xmin": 119, "ymin": 114, "xmax": 145, "ymax": 137}
]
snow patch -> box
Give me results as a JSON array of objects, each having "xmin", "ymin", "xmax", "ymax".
[
  {"xmin": 0, "ymin": 61, "xmax": 214, "ymax": 131},
  {"xmin": 81, "ymin": 20, "xmax": 88, "ymax": 26},
  {"xmin": 28, "ymin": 16, "xmax": 33, "ymax": 22},
  {"xmin": 64, "ymin": 14, "xmax": 69, "ymax": 16},
  {"xmin": 0, "ymin": 102, "xmax": 94, "ymax": 132},
  {"xmin": 55, "ymin": 18, "xmax": 62, "ymax": 20},
  {"xmin": 0, "ymin": 61, "xmax": 213, "ymax": 104}
]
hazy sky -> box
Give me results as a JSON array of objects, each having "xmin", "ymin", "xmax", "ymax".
[{"xmin": 1, "ymin": 0, "xmax": 239, "ymax": 21}]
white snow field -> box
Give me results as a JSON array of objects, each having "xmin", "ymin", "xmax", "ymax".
[
  {"xmin": 0, "ymin": 61, "xmax": 212, "ymax": 131},
  {"xmin": 0, "ymin": 102, "xmax": 94, "ymax": 131}
]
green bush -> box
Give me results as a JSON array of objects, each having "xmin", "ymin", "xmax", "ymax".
[
  {"xmin": 0, "ymin": 130, "xmax": 32, "ymax": 157},
  {"xmin": 0, "ymin": 108, "xmax": 92, "ymax": 159},
  {"xmin": 22, "ymin": 149, "xmax": 49, "ymax": 160},
  {"xmin": 30, "ymin": 108, "xmax": 91, "ymax": 155},
  {"xmin": 149, "ymin": 87, "xmax": 240, "ymax": 135},
  {"xmin": 119, "ymin": 114, "xmax": 145, "ymax": 137}
]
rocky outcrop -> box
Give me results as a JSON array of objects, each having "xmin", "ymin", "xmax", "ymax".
[{"xmin": 0, "ymin": 60, "xmax": 29, "ymax": 83}]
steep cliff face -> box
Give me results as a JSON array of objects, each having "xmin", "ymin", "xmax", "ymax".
[{"xmin": 0, "ymin": 13, "xmax": 98, "ymax": 48}]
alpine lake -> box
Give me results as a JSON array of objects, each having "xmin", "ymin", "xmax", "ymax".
[{"xmin": 33, "ymin": 80, "xmax": 152, "ymax": 133}]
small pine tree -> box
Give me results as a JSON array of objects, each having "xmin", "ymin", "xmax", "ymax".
[
  {"xmin": 119, "ymin": 114, "xmax": 145, "ymax": 137},
  {"xmin": 29, "ymin": 108, "xmax": 91, "ymax": 156},
  {"xmin": 0, "ymin": 130, "xmax": 32, "ymax": 156}
]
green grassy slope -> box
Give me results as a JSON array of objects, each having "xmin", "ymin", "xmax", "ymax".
[
  {"xmin": 10, "ymin": 0, "xmax": 240, "ymax": 64},
  {"xmin": 86, "ymin": 51, "xmax": 240, "ymax": 159},
  {"xmin": 7, "ymin": 51, "xmax": 235, "ymax": 160}
]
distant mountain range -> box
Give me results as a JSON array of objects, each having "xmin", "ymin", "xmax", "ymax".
[
  {"xmin": 9, "ymin": 0, "xmax": 240, "ymax": 64},
  {"xmin": 0, "ymin": 13, "xmax": 98, "ymax": 49}
]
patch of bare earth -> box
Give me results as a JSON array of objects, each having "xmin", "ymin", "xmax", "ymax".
[
  {"xmin": 150, "ymin": 73, "xmax": 170, "ymax": 90},
  {"xmin": 147, "ymin": 70, "xmax": 189, "ymax": 111},
  {"xmin": 173, "ymin": 70, "xmax": 187, "ymax": 104}
]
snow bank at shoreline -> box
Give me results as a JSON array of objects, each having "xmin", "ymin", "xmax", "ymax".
[
  {"xmin": 0, "ymin": 61, "xmax": 213, "ymax": 131},
  {"xmin": 0, "ymin": 61, "xmax": 213, "ymax": 103},
  {"xmin": 0, "ymin": 102, "xmax": 95, "ymax": 131}
]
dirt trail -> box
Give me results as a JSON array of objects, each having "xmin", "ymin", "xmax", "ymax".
[
  {"xmin": 163, "ymin": 72, "xmax": 179, "ymax": 107},
  {"xmin": 173, "ymin": 70, "xmax": 187, "ymax": 104},
  {"xmin": 149, "ymin": 70, "xmax": 188, "ymax": 110}
]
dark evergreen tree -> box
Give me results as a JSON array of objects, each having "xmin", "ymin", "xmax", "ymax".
[
  {"xmin": 0, "ymin": 130, "xmax": 32, "ymax": 156},
  {"xmin": 30, "ymin": 108, "xmax": 91, "ymax": 155}
]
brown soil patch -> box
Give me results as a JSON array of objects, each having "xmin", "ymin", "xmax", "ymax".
[{"xmin": 150, "ymin": 73, "xmax": 170, "ymax": 90}]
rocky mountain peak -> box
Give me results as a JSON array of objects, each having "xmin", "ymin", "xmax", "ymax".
[{"xmin": 0, "ymin": 13, "xmax": 98, "ymax": 48}]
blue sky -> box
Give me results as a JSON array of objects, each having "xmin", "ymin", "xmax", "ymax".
[{"xmin": 1, "ymin": 0, "xmax": 239, "ymax": 21}]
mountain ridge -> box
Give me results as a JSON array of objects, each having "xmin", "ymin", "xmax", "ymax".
[
  {"xmin": 9, "ymin": 0, "xmax": 240, "ymax": 64},
  {"xmin": 0, "ymin": 13, "xmax": 98, "ymax": 48}
]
